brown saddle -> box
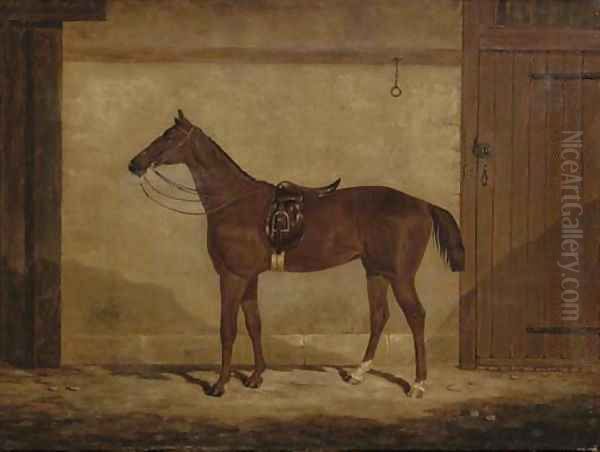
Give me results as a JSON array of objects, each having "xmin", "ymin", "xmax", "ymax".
[{"xmin": 265, "ymin": 178, "xmax": 341, "ymax": 253}]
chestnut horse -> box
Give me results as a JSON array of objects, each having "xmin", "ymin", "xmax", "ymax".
[{"xmin": 128, "ymin": 110, "xmax": 465, "ymax": 398}]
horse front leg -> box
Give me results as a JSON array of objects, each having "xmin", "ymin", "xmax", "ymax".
[
  {"xmin": 208, "ymin": 272, "xmax": 249, "ymax": 397},
  {"xmin": 241, "ymin": 277, "xmax": 266, "ymax": 388}
]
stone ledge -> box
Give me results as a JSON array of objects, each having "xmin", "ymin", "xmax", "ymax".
[{"xmin": 62, "ymin": 333, "xmax": 457, "ymax": 366}]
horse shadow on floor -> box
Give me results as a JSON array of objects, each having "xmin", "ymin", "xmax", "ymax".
[
  {"xmin": 107, "ymin": 362, "xmax": 412, "ymax": 397},
  {"xmin": 334, "ymin": 367, "xmax": 412, "ymax": 394}
]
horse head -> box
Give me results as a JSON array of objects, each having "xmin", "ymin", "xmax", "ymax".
[{"xmin": 128, "ymin": 109, "xmax": 198, "ymax": 177}]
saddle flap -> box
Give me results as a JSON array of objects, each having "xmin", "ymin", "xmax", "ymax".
[
  {"xmin": 265, "ymin": 184, "xmax": 306, "ymax": 253},
  {"xmin": 266, "ymin": 178, "xmax": 340, "ymax": 254}
]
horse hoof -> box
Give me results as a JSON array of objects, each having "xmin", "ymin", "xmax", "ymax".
[
  {"xmin": 207, "ymin": 384, "xmax": 225, "ymax": 397},
  {"xmin": 346, "ymin": 375, "xmax": 363, "ymax": 385},
  {"xmin": 244, "ymin": 376, "xmax": 263, "ymax": 389},
  {"xmin": 407, "ymin": 383, "xmax": 425, "ymax": 399}
]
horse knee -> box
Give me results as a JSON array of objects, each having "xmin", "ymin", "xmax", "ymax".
[
  {"xmin": 371, "ymin": 306, "xmax": 389, "ymax": 331},
  {"xmin": 413, "ymin": 303, "xmax": 425, "ymax": 320},
  {"xmin": 406, "ymin": 303, "xmax": 425, "ymax": 323},
  {"xmin": 381, "ymin": 307, "xmax": 390, "ymax": 324},
  {"xmin": 220, "ymin": 324, "xmax": 238, "ymax": 345},
  {"xmin": 244, "ymin": 311, "xmax": 261, "ymax": 330}
]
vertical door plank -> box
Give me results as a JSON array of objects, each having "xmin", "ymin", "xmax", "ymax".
[
  {"xmin": 544, "ymin": 52, "xmax": 565, "ymax": 360},
  {"xmin": 496, "ymin": 0, "xmax": 509, "ymax": 25},
  {"xmin": 459, "ymin": 0, "xmax": 480, "ymax": 369},
  {"xmin": 582, "ymin": 54, "xmax": 600, "ymax": 362},
  {"xmin": 527, "ymin": 53, "xmax": 547, "ymax": 359},
  {"xmin": 511, "ymin": 53, "xmax": 532, "ymax": 359},
  {"xmin": 476, "ymin": 51, "xmax": 496, "ymax": 360},
  {"xmin": 536, "ymin": 0, "xmax": 553, "ymax": 25},
  {"xmin": 541, "ymin": 0, "xmax": 562, "ymax": 25},
  {"xmin": 511, "ymin": 0, "xmax": 531, "ymax": 25},
  {"xmin": 30, "ymin": 25, "xmax": 62, "ymax": 368},
  {"xmin": 480, "ymin": 0, "xmax": 497, "ymax": 26},
  {"xmin": 491, "ymin": 52, "xmax": 514, "ymax": 359},
  {"xmin": 561, "ymin": 53, "xmax": 585, "ymax": 362}
]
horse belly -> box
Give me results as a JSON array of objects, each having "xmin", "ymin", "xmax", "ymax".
[{"xmin": 283, "ymin": 197, "xmax": 361, "ymax": 272}]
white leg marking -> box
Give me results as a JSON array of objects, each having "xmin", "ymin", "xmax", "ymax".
[
  {"xmin": 348, "ymin": 360, "xmax": 373, "ymax": 384},
  {"xmin": 408, "ymin": 380, "xmax": 426, "ymax": 398}
]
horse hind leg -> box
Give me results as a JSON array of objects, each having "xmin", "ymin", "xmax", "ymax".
[
  {"xmin": 390, "ymin": 277, "xmax": 427, "ymax": 398},
  {"xmin": 347, "ymin": 272, "xmax": 390, "ymax": 385}
]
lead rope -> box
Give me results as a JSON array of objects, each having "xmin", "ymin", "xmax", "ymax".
[
  {"xmin": 140, "ymin": 181, "xmax": 205, "ymax": 215},
  {"xmin": 152, "ymin": 166, "xmax": 198, "ymax": 194},
  {"xmin": 143, "ymin": 172, "xmax": 201, "ymax": 203}
]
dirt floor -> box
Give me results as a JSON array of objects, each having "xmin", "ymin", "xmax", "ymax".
[{"xmin": 0, "ymin": 362, "xmax": 598, "ymax": 450}]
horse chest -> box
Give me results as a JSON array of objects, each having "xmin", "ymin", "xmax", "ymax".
[{"xmin": 207, "ymin": 223, "xmax": 270, "ymax": 274}]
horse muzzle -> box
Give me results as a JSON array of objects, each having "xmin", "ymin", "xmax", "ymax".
[{"xmin": 128, "ymin": 159, "xmax": 147, "ymax": 177}]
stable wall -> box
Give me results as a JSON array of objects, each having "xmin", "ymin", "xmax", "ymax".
[{"xmin": 61, "ymin": 0, "xmax": 462, "ymax": 366}]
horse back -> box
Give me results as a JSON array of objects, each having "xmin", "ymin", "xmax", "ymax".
[{"xmin": 283, "ymin": 186, "xmax": 430, "ymax": 272}]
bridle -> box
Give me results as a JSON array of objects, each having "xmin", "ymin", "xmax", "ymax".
[
  {"xmin": 140, "ymin": 179, "xmax": 261, "ymax": 216},
  {"xmin": 139, "ymin": 125, "xmax": 261, "ymax": 216}
]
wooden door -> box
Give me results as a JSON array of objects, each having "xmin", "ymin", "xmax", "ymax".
[{"xmin": 474, "ymin": 50, "xmax": 600, "ymax": 367}]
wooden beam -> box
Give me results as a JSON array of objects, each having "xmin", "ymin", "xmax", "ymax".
[
  {"xmin": 1, "ymin": 0, "xmax": 105, "ymax": 22},
  {"xmin": 481, "ymin": 26, "xmax": 600, "ymax": 51},
  {"xmin": 30, "ymin": 24, "xmax": 62, "ymax": 367},
  {"xmin": 63, "ymin": 47, "xmax": 462, "ymax": 66},
  {"xmin": 1, "ymin": 22, "xmax": 62, "ymax": 368},
  {"xmin": 459, "ymin": 0, "xmax": 480, "ymax": 370},
  {"xmin": 4, "ymin": 23, "xmax": 31, "ymax": 367},
  {"xmin": 0, "ymin": 22, "xmax": 7, "ymax": 362}
]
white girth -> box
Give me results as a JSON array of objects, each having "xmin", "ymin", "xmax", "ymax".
[{"xmin": 271, "ymin": 252, "xmax": 286, "ymax": 272}]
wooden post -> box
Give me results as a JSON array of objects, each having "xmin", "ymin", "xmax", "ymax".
[
  {"xmin": 0, "ymin": 0, "xmax": 105, "ymax": 368},
  {"xmin": 0, "ymin": 21, "xmax": 7, "ymax": 362},
  {"xmin": 3, "ymin": 23, "xmax": 31, "ymax": 367},
  {"xmin": 459, "ymin": 0, "xmax": 481, "ymax": 369}
]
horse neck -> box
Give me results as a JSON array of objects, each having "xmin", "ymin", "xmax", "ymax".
[{"xmin": 185, "ymin": 131, "xmax": 259, "ymax": 211}]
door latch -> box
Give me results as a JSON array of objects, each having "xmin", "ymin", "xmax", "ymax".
[
  {"xmin": 473, "ymin": 140, "xmax": 491, "ymax": 187},
  {"xmin": 473, "ymin": 141, "xmax": 491, "ymax": 159}
]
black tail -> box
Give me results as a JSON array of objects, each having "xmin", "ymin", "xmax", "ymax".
[{"xmin": 429, "ymin": 205, "xmax": 465, "ymax": 272}]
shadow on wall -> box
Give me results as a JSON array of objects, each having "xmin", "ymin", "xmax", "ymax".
[
  {"xmin": 60, "ymin": 260, "xmax": 370, "ymax": 366},
  {"xmin": 458, "ymin": 197, "xmax": 599, "ymax": 359},
  {"xmin": 62, "ymin": 259, "xmax": 216, "ymax": 336},
  {"xmin": 61, "ymin": 259, "xmax": 418, "ymax": 366}
]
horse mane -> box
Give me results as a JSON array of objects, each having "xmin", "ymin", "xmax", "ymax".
[{"xmin": 204, "ymin": 134, "xmax": 258, "ymax": 183}]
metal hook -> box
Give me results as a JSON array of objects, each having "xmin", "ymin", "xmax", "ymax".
[
  {"xmin": 390, "ymin": 57, "xmax": 403, "ymax": 98},
  {"xmin": 481, "ymin": 164, "xmax": 489, "ymax": 187}
]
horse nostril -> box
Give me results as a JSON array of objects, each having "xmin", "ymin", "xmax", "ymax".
[{"xmin": 128, "ymin": 161, "xmax": 137, "ymax": 173}]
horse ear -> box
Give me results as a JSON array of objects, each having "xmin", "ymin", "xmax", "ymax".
[
  {"xmin": 177, "ymin": 109, "xmax": 192, "ymax": 126},
  {"xmin": 174, "ymin": 117, "xmax": 189, "ymax": 130}
]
